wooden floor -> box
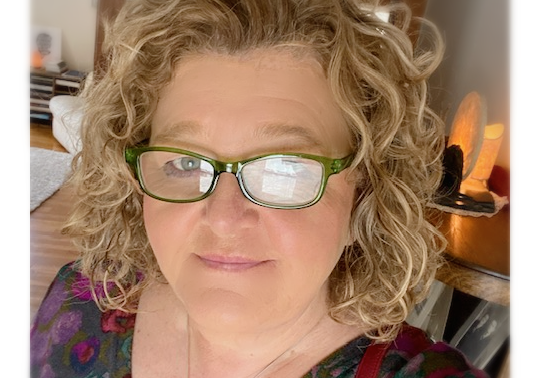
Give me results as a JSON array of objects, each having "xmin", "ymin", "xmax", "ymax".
[
  {"xmin": 30, "ymin": 123, "xmax": 68, "ymax": 152},
  {"xmin": 30, "ymin": 123, "xmax": 79, "ymax": 321}
]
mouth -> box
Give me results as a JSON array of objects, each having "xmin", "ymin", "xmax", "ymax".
[{"xmin": 197, "ymin": 254, "xmax": 269, "ymax": 271}]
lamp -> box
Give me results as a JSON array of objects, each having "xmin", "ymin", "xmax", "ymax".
[
  {"xmin": 31, "ymin": 50, "xmax": 43, "ymax": 69},
  {"xmin": 446, "ymin": 91, "xmax": 487, "ymax": 180},
  {"xmin": 437, "ymin": 91, "xmax": 499, "ymax": 213},
  {"xmin": 466, "ymin": 123, "xmax": 505, "ymax": 189}
]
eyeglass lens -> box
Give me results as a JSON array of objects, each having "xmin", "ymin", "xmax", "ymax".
[{"xmin": 138, "ymin": 151, "xmax": 324, "ymax": 206}]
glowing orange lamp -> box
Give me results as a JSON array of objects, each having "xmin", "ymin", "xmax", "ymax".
[
  {"xmin": 463, "ymin": 123, "xmax": 505, "ymax": 190},
  {"xmin": 446, "ymin": 91, "xmax": 487, "ymax": 180},
  {"xmin": 31, "ymin": 50, "xmax": 43, "ymax": 69},
  {"xmin": 441, "ymin": 91, "xmax": 505, "ymax": 212}
]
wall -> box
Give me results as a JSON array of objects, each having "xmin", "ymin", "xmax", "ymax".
[
  {"xmin": 420, "ymin": 0, "xmax": 510, "ymax": 170},
  {"xmin": 31, "ymin": 0, "xmax": 98, "ymax": 72}
]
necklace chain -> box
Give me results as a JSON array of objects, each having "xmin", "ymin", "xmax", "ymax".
[{"xmin": 185, "ymin": 316, "xmax": 323, "ymax": 378}]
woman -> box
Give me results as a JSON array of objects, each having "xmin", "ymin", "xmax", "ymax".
[{"xmin": 31, "ymin": 0, "xmax": 487, "ymax": 377}]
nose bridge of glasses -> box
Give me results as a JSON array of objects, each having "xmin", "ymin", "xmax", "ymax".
[
  {"xmin": 211, "ymin": 161, "xmax": 248, "ymax": 200},
  {"xmin": 213, "ymin": 161, "xmax": 241, "ymax": 175}
]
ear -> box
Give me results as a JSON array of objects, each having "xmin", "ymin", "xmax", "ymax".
[{"xmin": 344, "ymin": 227, "xmax": 355, "ymax": 248}]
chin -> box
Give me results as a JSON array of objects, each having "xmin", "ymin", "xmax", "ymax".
[{"xmin": 182, "ymin": 288, "xmax": 283, "ymax": 331}]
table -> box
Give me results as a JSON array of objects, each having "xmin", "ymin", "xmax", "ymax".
[{"xmin": 434, "ymin": 206, "xmax": 510, "ymax": 306}]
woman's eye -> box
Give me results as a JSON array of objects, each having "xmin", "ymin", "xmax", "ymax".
[
  {"xmin": 172, "ymin": 157, "xmax": 201, "ymax": 171},
  {"xmin": 163, "ymin": 156, "xmax": 202, "ymax": 178}
]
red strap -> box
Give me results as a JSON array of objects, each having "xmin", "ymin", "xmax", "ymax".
[
  {"xmin": 355, "ymin": 325, "xmax": 431, "ymax": 378},
  {"xmin": 354, "ymin": 340, "xmax": 391, "ymax": 378}
]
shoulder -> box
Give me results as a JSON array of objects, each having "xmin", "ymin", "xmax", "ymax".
[
  {"xmin": 304, "ymin": 324, "xmax": 486, "ymax": 378},
  {"xmin": 304, "ymin": 334, "xmax": 371, "ymax": 378},
  {"xmin": 31, "ymin": 261, "xmax": 90, "ymax": 326},
  {"xmin": 379, "ymin": 324, "xmax": 488, "ymax": 378},
  {"xmin": 31, "ymin": 261, "xmax": 136, "ymax": 378}
]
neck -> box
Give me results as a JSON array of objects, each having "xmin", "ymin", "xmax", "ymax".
[
  {"xmin": 135, "ymin": 281, "xmax": 367, "ymax": 378},
  {"xmin": 186, "ymin": 297, "xmax": 330, "ymax": 378}
]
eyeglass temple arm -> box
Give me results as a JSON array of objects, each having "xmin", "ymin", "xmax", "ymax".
[
  {"xmin": 329, "ymin": 154, "xmax": 355, "ymax": 173},
  {"xmin": 125, "ymin": 149, "xmax": 139, "ymax": 170}
]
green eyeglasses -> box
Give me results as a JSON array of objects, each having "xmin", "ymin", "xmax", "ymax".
[{"xmin": 125, "ymin": 146, "xmax": 354, "ymax": 209}]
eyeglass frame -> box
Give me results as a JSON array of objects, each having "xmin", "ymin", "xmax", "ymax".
[{"xmin": 125, "ymin": 146, "xmax": 355, "ymax": 210}]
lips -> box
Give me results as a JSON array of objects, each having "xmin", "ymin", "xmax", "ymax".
[{"xmin": 197, "ymin": 254, "xmax": 268, "ymax": 271}]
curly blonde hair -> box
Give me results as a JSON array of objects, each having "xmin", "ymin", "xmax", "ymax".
[{"xmin": 63, "ymin": 0, "xmax": 446, "ymax": 341}]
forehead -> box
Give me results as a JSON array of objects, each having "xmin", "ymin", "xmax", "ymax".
[{"xmin": 152, "ymin": 49, "xmax": 351, "ymax": 158}]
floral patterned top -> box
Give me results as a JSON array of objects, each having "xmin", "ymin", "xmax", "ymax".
[{"xmin": 31, "ymin": 262, "xmax": 487, "ymax": 378}]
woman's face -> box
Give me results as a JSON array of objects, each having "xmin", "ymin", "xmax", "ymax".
[{"xmin": 143, "ymin": 50, "xmax": 356, "ymax": 333}]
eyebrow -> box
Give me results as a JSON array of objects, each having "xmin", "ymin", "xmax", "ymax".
[
  {"xmin": 151, "ymin": 120, "xmax": 325, "ymax": 152},
  {"xmin": 253, "ymin": 122, "xmax": 325, "ymax": 151},
  {"xmin": 151, "ymin": 121, "xmax": 202, "ymax": 145}
]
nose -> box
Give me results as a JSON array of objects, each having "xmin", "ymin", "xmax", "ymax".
[{"xmin": 202, "ymin": 172, "xmax": 259, "ymax": 236}]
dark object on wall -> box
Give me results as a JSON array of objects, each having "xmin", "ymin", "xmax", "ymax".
[
  {"xmin": 435, "ymin": 145, "xmax": 495, "ymax": 213},
  {"xmin": 438, "ymin": 145, "xmax": 463, "ymax": 197}
]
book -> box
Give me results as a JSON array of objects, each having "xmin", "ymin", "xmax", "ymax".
[
  {"xmin": 30, "ymin": 104, "xmax": 52, "ymax": 113},
  {"xmin": 30, "ymin": 75, "xmax": 54, "ymax": 84},
  {"xmin": 45, "ymin": 60, "xmax": 68, "ymax": 73},
  {"xmin": 55, "ymin": 79, "xmax": 81, "ymax": 88},
  {"xmin": 30, "ymin": 89, "xmax": 53, "ymax": 100},
  {"xmin": 62, "ymin": 70, "xmax": 87, "ymax": 80},
  {"xmin": 29, "ymin": 98, "xmax": 50, "ymax": 106},
  {"xmin": 30, "ymin": 83, "xmax": 53, "ymax": 92},
  {"xmin": 30, "ymin": 113, "xmax": 52, "ymax": 120}
]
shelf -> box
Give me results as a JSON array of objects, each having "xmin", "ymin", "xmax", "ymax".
[{"xmin": 29, "ymin": 69, "xmax": 87, "ymax": 124}]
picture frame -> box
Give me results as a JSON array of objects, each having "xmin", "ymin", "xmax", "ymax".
[
  {"xmin": 30, "ymin": 25, "xmax": 62, "ymax": 64},
  {"xmin": 449, "ymin": 300, "xmax": 510, "ymax": 369},
  {"xmin": 406, "ymin": 279, "xmax": 454, "ymax": 341}
]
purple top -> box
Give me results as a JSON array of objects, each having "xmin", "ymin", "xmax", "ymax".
[{"xmin": 31, "ymin": 262, "xmax": 488, "ymax": 378}]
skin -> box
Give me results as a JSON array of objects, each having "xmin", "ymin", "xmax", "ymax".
[{"xmin": 134, "ymin": 49, "xmax": 364, "ymax": 377}]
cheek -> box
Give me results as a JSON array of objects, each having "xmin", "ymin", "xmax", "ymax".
[
  {"xmin": 314, "ymin": 178, "xmax": 355, "ymax": 242},
  {"xmin": 143, "ymin": 197, "xmax": 169, "ymax": 264},
  {"xmin": 142, "ymin": 197, "xmax": 193, "ymax": 267},
  {"xmin": 271, "ymin": 183, "xmax": 355, "ymax": 275}
]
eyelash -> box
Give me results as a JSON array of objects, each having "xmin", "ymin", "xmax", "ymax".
[{"xmin": 163, "ymin": 160, "xmax": 199, "ymax": 178}]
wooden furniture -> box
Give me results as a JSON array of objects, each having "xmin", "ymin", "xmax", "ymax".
[
  {"xmin": 432, "ymin": 206, "xmax": 510, "ymax": 377},
  {"xmin": 30, "ymin": 69, "xmax": 86, "ymax": 125},
  {"xmin": 435, "ymin": 207, "xmax": 510, "ymax": 306},
  {"xmin": 30, "ymin": 70, "xmax": 56, "ymax": 125}
]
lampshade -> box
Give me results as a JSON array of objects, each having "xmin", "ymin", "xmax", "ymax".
[
  {"xmin": 469, "ymin": 123, "xmax": 505, "ymax": 183},
  {"xmin": 31, "ymin": 50, "xmax": 43, "ymax": 69},
  {"xmin": 447, "ymin": 91, "xmax": 487, "ymax": 180}
]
